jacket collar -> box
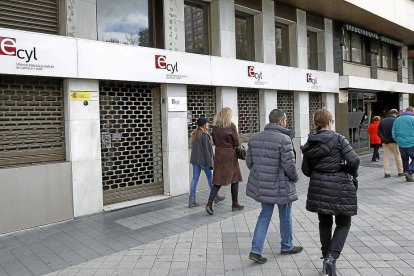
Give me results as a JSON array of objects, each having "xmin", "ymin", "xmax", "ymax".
[{"xmin": 264, "ymin": 123, "xmax": 294, "ymax": 139}]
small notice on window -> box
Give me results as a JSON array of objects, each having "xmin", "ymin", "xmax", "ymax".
[{"xmin": 70, "ymin": 91, "xmax": 98, "ymax": 101}]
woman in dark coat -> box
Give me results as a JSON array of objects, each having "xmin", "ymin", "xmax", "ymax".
[
  {"xmin": 206, "ymin": 107, "xmax": 244, "ymax": 215},
  {"xmin": 301, "ymin": 109, "xmax": 360, "ymax": 276}
]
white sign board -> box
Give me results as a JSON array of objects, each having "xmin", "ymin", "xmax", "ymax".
[
  {"xmin": 210, "ymin": 57, "xmax": 289, "ymax": 90},
  {"xmin": 0, "ymin": 28, "xmax": 77, "ymax": 78},
  {"xmin": 288, "ymin": 67, "xmax": 339, "ymax": 93},
  {"xmin": 77, "ymin": 39, "xmax": 211, "ymax": 85},
  {"xmin": 167, "ymin": 97, "xmax": 187, "ymax": 112}
]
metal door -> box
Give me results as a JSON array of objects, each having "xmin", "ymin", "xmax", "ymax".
[{"xmin": 99, "ymin": 81, "xmax": 163, "ymax": 205}]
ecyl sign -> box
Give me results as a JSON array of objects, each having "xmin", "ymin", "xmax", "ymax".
[
  {"xmin": 0, "ymin": 37, "xmax": 37, "ymax": 62},
  {"xmin": 155, "ymin": 55, "xmax": 178, "ymax": 74},
  {"xmin": 247, "ymin": 66, "xmax": 263, "ymax": 81}
]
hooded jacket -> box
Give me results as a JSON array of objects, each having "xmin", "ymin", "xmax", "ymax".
[
  {"xmin": 392, "ymin": 111, "xmax": 414, "ymax": 148},
  {"xmin": 301, "ymin": 130, "xmax": 360, "ymax": 216},
  {"xmin": 246, "ymin": 124, "xmax": 298, "ymax": 204}
]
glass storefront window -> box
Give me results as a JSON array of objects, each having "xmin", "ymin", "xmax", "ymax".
[
  {"xmin": 378, "ymin": 43, "xmax": 399, "ymax": 70},
  {"xmin": 184, "ymin": 1, "xmax": 209, "ymax": 54},
  {"xmin": 97, "ymin": 0, "xmax": 152, "ymax": 47},
  {"xmin": 351, "ymin": 33, "xmax": 362, "ymax": 63},
  {"xmin": 235, "ymin": 12, "xmax": 254, "ymax": 61},
  {"xmin": 275, "ymin": 23, "xmax": 289, "ymax": 66},
  {"xmin": 343, "ymin": 31, "xmax": 370, "ymax": 65},
  {"xmin": 307, "ymin": 31, "xmax": 318, "ymax": 70}
]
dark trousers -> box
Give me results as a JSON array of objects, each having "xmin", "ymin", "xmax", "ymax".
[
  {"xmin": 318, "ymin": 214, "xmax": 351, "ymax": 259},
  {"xmin": 372, "ymin": 144, "xmax": 380, "ymax": 161},
  {"xmin": 208, "ymin": 183, "xmax": 239, "ymax": 203},
  {"xmin": 399, "ymin": 146, "xmax": 414, "ymax": 174}
]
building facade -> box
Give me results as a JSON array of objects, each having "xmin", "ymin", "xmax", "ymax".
[{"xmin": 0, "ymin": 0, "xmax": 413, "ymax": 234}]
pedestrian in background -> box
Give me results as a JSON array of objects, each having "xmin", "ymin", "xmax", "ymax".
[
  {"xmin": 301, "ymin": 109, "xmax": 360, "ymax": 276},
  {"xmin": 377, "ymin": 109, "xmax": 404, "ymax": 178},
  {"xmin": 246, "ymin": 109, "xmax": 302, "ymax": 265},
  {"xmin": 392, "ymin": 106, "xmax": 414, "ymax": 182},
  {"xmin": 188, "ymin": 117, "xmax": 225, "ymax": 208},
  {"xmin": 367, "ymin": 116, "xmax": 381, "ymax": 162},
  {"xmin": 205, "ymin": 107, "xmax": 244, "ymax": 215}
]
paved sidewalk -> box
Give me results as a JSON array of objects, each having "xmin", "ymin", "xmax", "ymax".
[{"xmin": 1, "ymin": 154, "xmax": 414, "ymax": 276}]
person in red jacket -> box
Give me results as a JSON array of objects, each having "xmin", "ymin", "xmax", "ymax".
[{"xmin": 367, "ymin": 116, "xmax": 382, "ymax": 162}]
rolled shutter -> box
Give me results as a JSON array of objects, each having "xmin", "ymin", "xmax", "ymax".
[{"xmin": 0, "ymin": 0, "xmax": 58, "ymax": 34}]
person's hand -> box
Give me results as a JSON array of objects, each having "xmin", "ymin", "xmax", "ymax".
[{"xmin": 352, "ymin": 177, "xmax": 358, "ymax": 190}]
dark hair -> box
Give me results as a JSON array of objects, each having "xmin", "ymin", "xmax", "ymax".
[
  {"xmin": 313, "ymin": 109, "xmax": 333, "ymax": 131},
  {"xmin": 269, "ymin": 109, "xmax": 285, "ymax": 124}
]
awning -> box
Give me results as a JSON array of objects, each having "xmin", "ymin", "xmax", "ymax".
[
  {"xmin": 344, "ymin": 24, "xmax": 379, "ymax": 39},
  {"xmin": 380, "ymin": 36, "xmax": 404, "ymax": 47},
  {"xmin": 340, "ymin": 76, "xmax": 414, "ymax": 94}
]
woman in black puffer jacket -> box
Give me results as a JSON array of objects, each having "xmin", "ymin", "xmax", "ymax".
[{"xmin": 301, "ymin": 109, "xmax": 359, "ymax": 276}]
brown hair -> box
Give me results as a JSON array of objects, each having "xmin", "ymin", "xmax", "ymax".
[
  {"xmin": 191, "ymin": 126, "xmax": 207, "ymax": 141},
  {"xmin": 313, "ymin": 109, "xmax": 333, "ymax": 131},
  {"xmin": 372, "ymin": 116, "xmax": 380, "ymax": 122}
]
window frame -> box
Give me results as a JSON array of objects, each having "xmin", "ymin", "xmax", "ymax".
[
  {"xmin": 235, "ymin": 10, "xmax": 255, "ymax": 61},
  {"xmin": 343, "ymin": 31, "xmax": 371, "ymax": 66},
  {"xmin": 184, "ymin": 0, "xmax": 210, "ymax": 55},
  {"xmin": 275, "ymin": 22, "xmax": 290, "ymax": 66},
  {"xmin": 377, "ymin": 43, "xmax": 399, "ymax": 71},
  {"xmin": 96, "ymin": 0, "xmax": 162, "ymax": 48},
  {"xmin": 307, "ymin": 30, "xmax": 318, "ymax": 70}
]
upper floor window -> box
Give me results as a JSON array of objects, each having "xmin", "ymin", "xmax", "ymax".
[
  {"xmin": 235, "ymin": 11, "xmax": 255, "ymax": 61},
  {"xmin": 377, "ymin": 43, "xmax": 399, "ymax": 71},
  {"xmin": 307, "ymin": 31, "xmax": 318, "ymax": 70},
  {"xmin": 184, "ymin": 1, "xmax": 210, "ymax": 54},
  {"xmin": 343, "ymin": 31, "xmax": 371, "ymax": 65},
  {"xmin": 97, "ymin": 0, "xmax": 161, "ymax": 47},
  {"xmin": 275, "ymin": 23, "xmax": 289, "ymax": 66}
]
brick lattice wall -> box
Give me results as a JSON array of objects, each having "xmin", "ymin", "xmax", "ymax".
[
  {"xmin": 238, "ymin": 88, "xmax": 259, "ymax": 139},
  {"xmin": 277, "ymin": 91, "xmax": 295, "ymax": 130}
]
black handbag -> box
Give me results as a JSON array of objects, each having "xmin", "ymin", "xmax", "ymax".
[{"xmin": 236, "ymin": 145, "xmax": 246, "ymax": 160}]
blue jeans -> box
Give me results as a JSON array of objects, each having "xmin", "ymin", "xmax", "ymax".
[
  {"xmin": 399, "ymin": 146, "xmax": 414, "ymax": 174},
  {"xmin": 251, "ymin": 202, "xmax": 293, "ymax": 254},
  {"xmin": 189, "ymin": 164, "xmax": 213, "ymax": 197}
]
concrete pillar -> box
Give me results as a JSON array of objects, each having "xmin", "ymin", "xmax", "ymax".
[
  {"xmin": 64, "ymin": 79, "xmax": 103, "ymax": 217},
  {"xmin": 293, "ymin": 91, "xmax": 310, "ymax": 164},
  {"xmin": 322, "ymin": 93, "xmax": 336, "ymax": 131},
  {"xmin": 324, "ymin": 19, "xmax": 334, "ymax": 72},
  {"xmin": 211, "ymin": 0, "xmax": 236, "ymax": 58},
  {"xmin": 400, "ymin": 94, "xmax": 410, "ymax": 111},
  {"xmin": 402, "ymin": 46, "xmax": 409, "ymax": 84},
  {"xmin": 259, "ymin": 90, "xmax": 278, "ymax": 130},
  {"xmin": 216, "ymin": 87, "xmax": 239, "ymax": 130},
  {"xmin": 164, "ymin": 0, "xmax": 185, "ymax": 51},
  {"xmin": 66, "ymin": 0, "xmax": 97, "ymax": 39},
  {"xmin": 296, "ymin": 9, "xmax": 308, "ymax": 69},
  {"xmin": 254, "ymin": 0, "xmax": 276, "ymax": 64},
  {"xmin": 161, "ymin": 84, "xmax": 189, "ymax": 196}
]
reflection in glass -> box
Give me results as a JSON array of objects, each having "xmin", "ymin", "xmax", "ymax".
[
  {"xmin": 235, "ymin": 13, "xmax": 254, "ymax": 61},
  {"xmin": 307, "ymin": 31, "xmax": 318, "ymax": 70},
  {"xmin": 97, "ymin": 0, "xmax": 151, "ymax": 46},
  {"xmin": 275, "ymin": 23, "xmax": 289, "ymax": 66},
  {"xmin": 185, "ymin": 2, "xmax": 209, "ymax": 54}
]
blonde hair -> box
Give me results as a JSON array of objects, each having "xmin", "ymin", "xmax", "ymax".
[
  {"xmin": 372, "ymin": 116, "xmax": 380, "ymax": 122},
  {"xmin": 213, "ymin": 107, "xmax": 233, "ymax": 128},
  {"xmin": 313, "ymin": 109, "xmax": 333, "ymax": 131}
]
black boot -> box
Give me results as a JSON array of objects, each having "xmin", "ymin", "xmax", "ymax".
[{"xmin": 324, "ymin": 254, "xmax": 337, "ymax": 276}]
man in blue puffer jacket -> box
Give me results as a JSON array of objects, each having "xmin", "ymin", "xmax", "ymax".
[
  {"xmin": 246, "ymin": 109, "xmax": 303, "ymax": 264},
  {"xmin": 392, "ymin": 106, "xmax": 414, "ymax": 182}
]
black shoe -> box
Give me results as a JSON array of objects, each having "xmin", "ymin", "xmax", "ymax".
[
  {"xmin": 205, "ymin": 202, "xmax": 214, "ymax": 215},
  {"xmin": 398, "ymin": 173, "xmax": 405, "ymax": 177},
  {"xmin": 324, "ymin": 254, "xmax": 337, "ymax": 276},
  {"xmin": 280, "ymin": 246, "xmax": 303, "ymax": 255},
  {"xmin": 405, "ymin": 173, "xmax": 414, "ymax": 182},
  {"xmin": 384, "ymin": 173, "xmax": 391, "ymax": 178},
  {"xmin": 249, "ymin": 252, "xmax": 267, "ymax": 264}
]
